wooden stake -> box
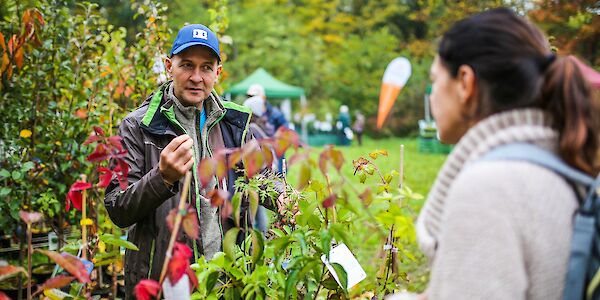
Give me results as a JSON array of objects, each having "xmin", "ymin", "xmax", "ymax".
[
  {"xmin": 157, "ymin": 171, "xmax": 192, "ymax": 298},
  {"xmin": 81, "ymin": 175, "xmax": 87, "ymax": 261},
  {"xmin": 399, "ymin": 145, "xmax": 404, "ymax": 189}
]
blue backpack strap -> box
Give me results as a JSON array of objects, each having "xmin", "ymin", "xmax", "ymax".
[
  {"xmin": 481, "ymin": 143, "xmax": 594, "ymax": 186},
  {"xmin": 481, "ymin": 143, "xmax": 600, "ymax": 300}
]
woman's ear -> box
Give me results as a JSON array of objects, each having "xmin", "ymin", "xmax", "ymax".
[{"xmin": 456, "ymin": 64, "xmax": 478, "ymax": 119}]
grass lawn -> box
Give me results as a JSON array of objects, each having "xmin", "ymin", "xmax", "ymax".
[{"xmin": 286, "ymin": 136, "xmax": 448, "ymax": 199}]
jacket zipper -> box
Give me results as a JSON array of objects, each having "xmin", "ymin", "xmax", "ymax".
[{"xmin": 161, "ymin": 107, "xmax": 204, "ymax": 261}]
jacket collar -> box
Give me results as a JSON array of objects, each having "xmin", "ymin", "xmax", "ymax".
[{"xmin": 140, "ymin": 81, "xmax": 227, "ymax": 136}]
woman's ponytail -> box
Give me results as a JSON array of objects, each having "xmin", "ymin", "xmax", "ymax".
[{"xmin": 541, "ymin": 55, "xmax": 600, "ymax": 175}]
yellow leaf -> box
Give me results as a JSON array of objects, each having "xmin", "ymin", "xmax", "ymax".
[
  {"xmin": 55, "ymin": 141, "xmax": 61, "ymax": 146},
  {"xmin": 148, "ymin": 16, "xmax": 155, "ymax": 23},
  {"xmin": 80, "ymin": 218, "xmax": 93, "ymax": 226},
  {"xmin": 42, "ymin": 179, "xmax": 48, "ymax": 185},
  {"xmin": 20, "ymin": 129, "xmax": 32, "ymax": 138},
  {"xmin": 98, "ymin": 241, "xmax": 106, "ymax": 253}
]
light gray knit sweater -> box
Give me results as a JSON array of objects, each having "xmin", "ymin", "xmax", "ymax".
[{"xmin": 417, "ymin": 109, "xmax": 579, "ymax": 300}]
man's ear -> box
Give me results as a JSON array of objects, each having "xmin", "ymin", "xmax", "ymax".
[
  {"xmin": 165, "ymin": 57, "xmax": 173, "ymax": 74},
  {"xmin": 216, "ymin": 64, "xmax": 222, "ymax": 77},
  {"xmin": 456, "ymin": 64, "xmax": 478, "ymax": 117}
]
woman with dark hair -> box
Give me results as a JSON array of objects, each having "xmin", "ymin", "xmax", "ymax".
[{"xmin": 412, "ymin": 7, "xmax": 599, "ymax": 300}]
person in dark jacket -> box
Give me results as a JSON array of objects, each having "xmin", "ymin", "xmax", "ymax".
[{"xmin": 104, "ymin": 24, "xmax": 266, "ymax": 299}]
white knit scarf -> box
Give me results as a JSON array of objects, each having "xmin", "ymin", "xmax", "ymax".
[{"xmin": 416, "ymin": 108, "xmax": 558, "ymax": 260}]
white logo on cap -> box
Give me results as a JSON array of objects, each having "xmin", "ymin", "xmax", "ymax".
[{"xmin": 192, "ymin": 29, "xmax": 208, "ymax": 40}]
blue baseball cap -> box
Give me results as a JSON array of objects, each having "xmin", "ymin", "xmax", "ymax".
[{"xmin": 169, "ymin": 24, "xmax": 221, "ymax": 61}]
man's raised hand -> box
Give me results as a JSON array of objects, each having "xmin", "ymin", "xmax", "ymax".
[{"xmin": 159, "ymin": 134, "xmax": 194, "ymax": 185}]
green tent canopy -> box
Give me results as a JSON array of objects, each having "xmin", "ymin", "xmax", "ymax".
[{"xmin": 225, "ymin": 68, "xmax": 305, "ymax": 99}]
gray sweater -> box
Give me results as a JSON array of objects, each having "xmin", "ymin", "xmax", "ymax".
[
  {"xmin": 417, "ymin": 109, "xmax": 579, "ymax": 300},
  {"xmin": 167, "ymin": 84, "xmax": 222, "ymax": 261}
]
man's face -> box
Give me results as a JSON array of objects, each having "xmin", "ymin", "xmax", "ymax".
[{"xmin": 165, "ymin": 46, "xmax": 222, "ymax": 107}]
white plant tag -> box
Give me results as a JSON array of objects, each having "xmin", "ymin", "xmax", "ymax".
[
  {"xmin": 320, "ymin": 243, "xmax": 366, "ymax": 290},
  {"xmin": 162, "ymin": 274, "xmax": 191, "ymax": 300}
]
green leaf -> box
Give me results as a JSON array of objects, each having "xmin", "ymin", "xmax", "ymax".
[
  {"xmin": 320, "ymin": 229, "xmax": 332, "ymax": 258},
  {"xmin": 21, "ymin": 162, "xmax": 35, "ymax": 172},
  {"xmin": 231, "ymin": 193, "xmax": 241, "ymax": 227},
  {"xmin": 384, "ymin": 174, "xmax": 393, "ymax": 184},
  {"xmin": 284, "ymin": 269, "xmax": 299, "ymax": 299},
  {"xmin": 0, "ymin": 169, "xmax": 10, "ymax": 178},
  {"xmin": 250, "ymin": 229, "xmax": 264, "ymax": 265},
  {"xmin": 248, "ymin": 190, "xmax": 259, "ymax": 225},
  {"xmin": 298, "ymin": 163, "xmax": 311, "ymax": 190},
  {"xmin": 321, "ymin": 274, "xmax": 339, "ymax": 290},
  {"xmin": 99, "ymin": 234, "xmax": 139, "ymax": 250},
  {"xmin": 358, "ymin": 172, "xmax": 367, "ymax": 184},
  {"xmin": 223, "ymin": 228, "xmax": 240, "ymax": 260},
  {"xmin": 205, "ymin": 271, "xmax": 219, "ymax": 292},
  {"xmin": 11, "ymin": 171, "xmax": 22, "ymax": 180},
  {"xmin": 0, "ymin": 187, "xmax": 10, "ymax": 197},
  {"xmin": 331, "ymin": 262, "xmax": 348, "ymax": 293}
]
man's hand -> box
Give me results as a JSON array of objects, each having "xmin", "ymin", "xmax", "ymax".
[{"xmin": 159, "ymin": 135, "xmax": 194, "ymax": 185}]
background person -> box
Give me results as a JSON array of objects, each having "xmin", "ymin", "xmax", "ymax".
[{"xmin": 352, "ymin": 110, "xmax": 365, "ymax": 146}]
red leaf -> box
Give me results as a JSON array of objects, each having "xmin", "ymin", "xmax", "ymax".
[
  {"xmin": 0, "ymin": 32, "xmax": 5, "ymax": 52},
  {"xmin": 287, "ymin": 152, "xmax": 309, "ymax": 167},
  {"xmin": 110, "ymin": 149, "xmax": 128, "ymax": 159},
  {"xmin": 322, "ymin": 194, "xmax": 337, "ymax": 208},
  {"xmin": 36, "ymin": 250, "xmax": 90, "ymax": 283},
  {"xmin": 213, "ymin": 153, "xmax": 227, "ymax": 181},
  {"xmin": 182, "ymin": 208, "xmax": 199, "ymax": 240},
  {"xmin": 87, "ymin": 143, "xmax": 109, "ymax": 162},
  {"xmin": 70, "ymin": 181, "xmax": 92, "ymax": 191},
  {"xmin": 359, "ymin": 188, "xmax": 373, "ymax": 205},
  {"xmin": 273, "ymin": 127, "xmax": 300, "ymax": 157},
  {"xmin": 19, "ymin": 210, "xmax": 42, "ymax": 224},
  {"xmin": 14, "ymin": 47, "xmax": 23, "ymax": 69},
  {"xmin": 261, "ymin": 145, "xmax": 275, "ymax": 171},
  {"xmin": 242, "ymin": 143, "xmax": 264, "ymax": 179},
  {"xmin": 0, "ymin": 291, "xmax": 10, "ymax": 300},
  {"xmin": 66, "ymin": 190, "xmax": 81, "ymax": 211},
  {"xmin": 107, "ymin": 136, "xmax": 124, "ymax": 151},
  {"xmin": 97, "ymin": 167, "xmax": 113, "ymax": 188},
  {"xmin": 93, "ymin": 126, "xmax": 105, "ymax": 137},
  {"xmin": 220, "ymin": 201, "xmax": 233, "ymax": 220},
  {"xmin": 168, "ymin": 243, "xmax": 192, "ymax": 284},
  {"xmin": 272, "ymin": 137, "xmax": 291, "ymax": 158},
  {"xmin": 319, "ymin": 148, "xmax": 330, "ymax": 175},
  {"xmin": 166, "ymin": 209, "xmax": 176, "ymax": 232},
  {"xmin": 114, "ymin": 159, "xmax": 129, "ymax": 190},
  {"xmin": 227, "ymin": 148, "xmax": 242, "ymax": 169},
  {"xmin": 186, "ymin": 267, "xmax": 198, "ymax": 293},
  {"xmin": 74, "ymin": 108, "xmax": 87, "ymax": 120},
  {"xmin": 0, "ymin": 265, "xmax": 26, "ymax": 281},
  {"xmin": 83, "ymin": 134, "xmax": 101, "ymax": 145},
  {"xmin": 134, "ymin": 279, "xmax": 160, "ymax": 300},
  {"xmin": 37, "ymin": 275, "xmax": 75, "ymax": 291},
  {"xmin": 330, "ymin": 148, "xmax": 345, "ymax": 171},
  {"xmin": 207, "ymin": 189, "xmax": 229, "ymax": 208},
  {"xmin": 7, "ymin": 35, "xmax": 14, "ymax": 56},
  {"xmin": 66, "ymin": 181, "xmax": 91, "ymax": 211},
  {"xmin": 197, "ymin": 158, "xmax": 216, "ymax": 188}
]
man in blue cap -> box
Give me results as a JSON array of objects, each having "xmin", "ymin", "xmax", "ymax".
[{"xmin": 104, "ymin": 24, "xmax": 261, "ymax": 298}]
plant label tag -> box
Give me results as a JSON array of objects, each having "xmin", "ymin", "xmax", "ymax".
[
  {"xmin": 162, "ymin": 274, "xmax": 191, "ymax": 300},
  {"xmin": 321, "ymin": 243, "xmax": 366, "ymax": 290}
]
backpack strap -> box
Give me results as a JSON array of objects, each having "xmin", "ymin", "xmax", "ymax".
[
  {"xmin": 480, "ymin": 143, "xmax": 594, "ymax": 186},
  {"xmin": 480, "ymin": 143, "xmax": 600, "ymax": 300}
]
